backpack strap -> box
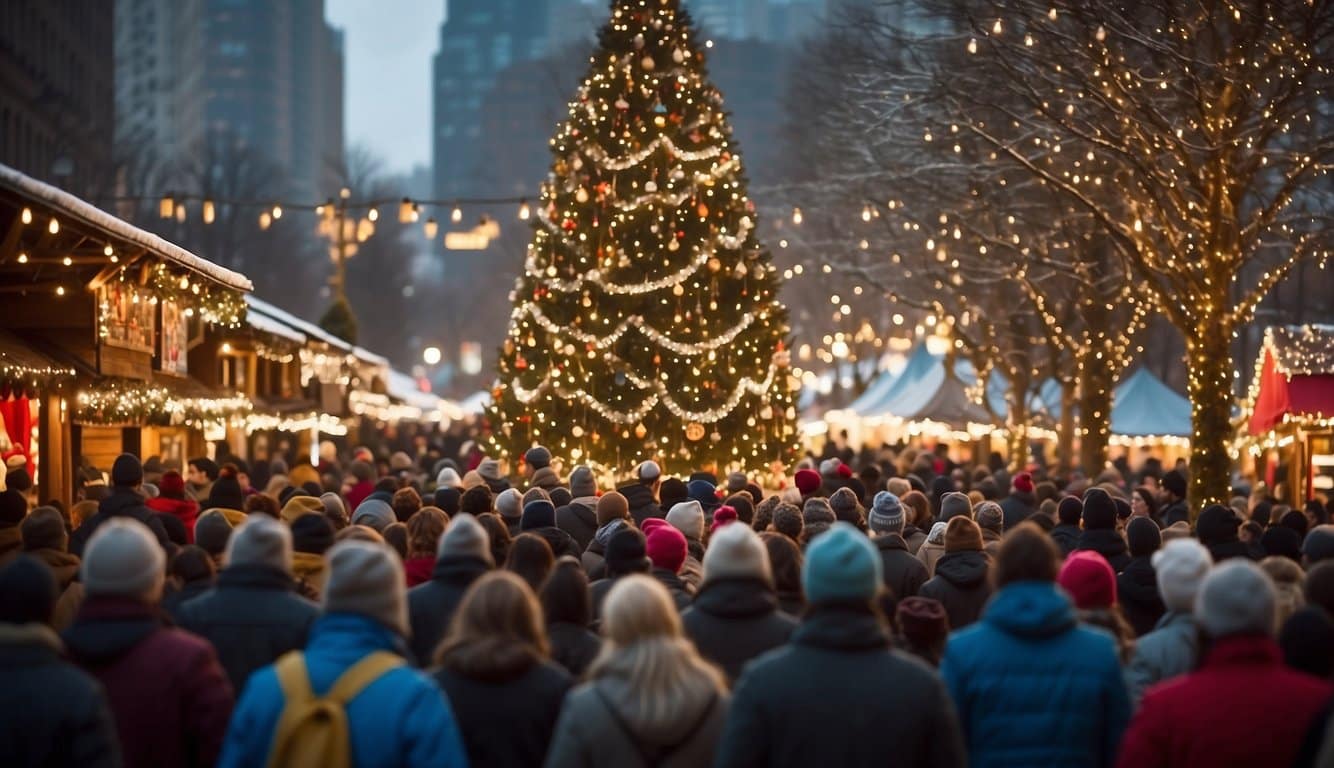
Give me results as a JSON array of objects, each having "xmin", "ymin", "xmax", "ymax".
[
  {"xmin": 325, "ymin": 651, "xmax": 404, "ymax": 704},
  {"xmin": 271, "ymin": 651, "xmax": 316, "ymax": 755}
]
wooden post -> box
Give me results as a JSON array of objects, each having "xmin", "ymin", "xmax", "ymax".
[{"xmin": 38, "ymin": 392, "xmax": 71, "ymax": 509}]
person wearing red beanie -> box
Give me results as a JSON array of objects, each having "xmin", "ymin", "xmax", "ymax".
[
  {"xmin": 709, "ymin": 506, "xmax": 738, "ymax": 536},
  {"xmin": 146, "ymin": 470, "xmax": 200, "ymax": 544},
  {"xmin": 1059, "ymin": 550, "xmax": 1134, "ymax": 662},
  {"xmin": 645, "ymin": 527, "xmax": 692, "ymax": 611},
  {"xmin": 794, "ymin": 469, "xmax": 821, "ymax": 498}
]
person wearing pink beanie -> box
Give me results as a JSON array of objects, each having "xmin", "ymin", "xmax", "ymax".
[{"xmin": 1059, "ymin": 550, "xmax": 1134, "ymax": 661}]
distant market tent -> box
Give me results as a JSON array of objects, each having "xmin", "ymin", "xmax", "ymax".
[{"xmin": 1110, "ymin": 368, "xmax": 1193, "ymax": 444}]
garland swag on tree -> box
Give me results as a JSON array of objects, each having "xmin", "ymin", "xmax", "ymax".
[{"xmin": 486, "ymin": 0, "xmax": 797, "ymax": 474}]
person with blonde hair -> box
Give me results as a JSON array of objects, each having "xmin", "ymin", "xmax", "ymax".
[
  {"xmin": 433, "ymin": 571, "xmax": 571, "ymax": 767},
  {"xmin": 545, "ymin": 575, "xmax": 729, "ymax": 767}
]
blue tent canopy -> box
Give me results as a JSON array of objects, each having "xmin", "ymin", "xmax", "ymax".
[
  {"xmin": 1110, "ymin": 368, "xmax": 1192, "ymax": 437},
  {"xmin": 859, "ymin": 342, "xmax": 940, "ymax": 418}
]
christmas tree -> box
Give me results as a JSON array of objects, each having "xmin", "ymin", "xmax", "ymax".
[{"xmin": 486, "ymin": 0, "xmax": 796, "ymax": 475}]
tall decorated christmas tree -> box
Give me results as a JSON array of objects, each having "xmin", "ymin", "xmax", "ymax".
[{"xmin": 486, "ymin": 0, "xmax": 796, "ymax": 475}]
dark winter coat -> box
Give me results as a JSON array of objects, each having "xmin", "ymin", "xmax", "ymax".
[
  {"xmin": 919, "ymin": 551, "xmax": 993, "ymax": 631},
  {"xmin": 1116, "ymin": 556, "xmax": 1166, "ymax": 637},
  {"xmin": 0, "ymin": 623, "xmax": 121, "ymax": 768},
  {"xmin": 714, "ymin": 604, "xmax": 966, "ymax": 768},
  {"xmin": 434, "ymin": 659, "xmax": 571, "ymax": 768},
  {"xmin": 872, "ymin": 533, "xmax": 929, "ymax": 600},
  {"xmin": 557, "ymin": 500, "xmax": 599, "ymax": 553},
  {"xmin": 617, "ymin": 482, "xmax": 662, "ymax": 527},
  {"xmin": 775, "ymin": 589, "xmax": 805, "ymax": 619},
  {"xmin": 581, "ymin": 535, "xmax": 609, "ymax": 580},
  {"xmin": 161, "ymin": 578, "xmax": 214, "ymax": 623},
  {"xmin": 651, "ymin": 568, "xmax": 694, "ymax": 612},
  {"xmin": 63, "ymin": 595, "xmax": 233, "ymax": 768},
  {"xmin": 69, "ymin": 489, "xmax": 173, "ymax": 557},
  {"xmin": 1075, "ymin": 528, "xmax": 1132, "ymax": 572},
  {"xmin": 1000, "ymin": 492, "xmax": 1036, "ymax": 532},
  {"xmin": 174, "ymin": 564, "xmax": 320, "ymax": 693},
  {"xmin": 547, "ymin": 621, "xmax": 600, "ymax": 677},
  {"xmin": 682, "ymin": 577, "xmax": 797, "ymax": 682},
  {"xmin": 406, "ymin": 553, "xmax": 491, "ymax": 665},
  {"xmin": 1050, "ymin": 523, "xmax": 1081, "ymax": 557},
  {"xmin": 529, "ymin": 525, "xmax": 583, "ymax": 559},
  {"xmin": 1118, "ymin": 636, "xmax": 1331, "ymax": 768},
  {"xmin": 219, "ymin": 613, "xmax": 467, "ymax": 768},
  {"xmin": 941, "ymin": 581, "xmax": 1130, "ymax": 768},
  {"xmin": 1161, "ymin": 498, "xmax": 1189, "ymax": 527}
]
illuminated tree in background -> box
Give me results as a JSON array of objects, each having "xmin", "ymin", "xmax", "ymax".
[
  {"xmin": 791, "ymin": 0, "xmax": 1332, "ymax": 509},
  {"xmin": 487, "ymin": 0, "xmax": 797, "ymax": 474}
]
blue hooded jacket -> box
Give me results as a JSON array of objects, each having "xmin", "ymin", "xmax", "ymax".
[
  {"xmin": 219, "ymin": 613, "xmax": 468, "ymax": 768},
  {"xmin": 941, "ymin": 581, "xmax": 1130, "ymax": 768}
]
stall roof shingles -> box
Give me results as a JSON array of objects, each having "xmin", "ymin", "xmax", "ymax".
[{"xmin": 0, "ymin": 163, "xmax": 251, "ymax": 292}]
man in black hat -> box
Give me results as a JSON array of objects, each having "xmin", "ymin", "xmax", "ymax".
[
  {"xmin": 1161, "ymin": 470, "xmax": 1189, "ymax": 527},
  {"xmin": 69, "ymin": 454, "xmax": 172, "ymax": 556}
]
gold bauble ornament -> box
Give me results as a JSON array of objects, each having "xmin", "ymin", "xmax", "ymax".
[
  {"xmin": 685, "ymin": 422, "xmax": 706, "ymax": 441},
  {"xmin": 634, "ymin": 422, "xmax": 647, "ymax": 439}
]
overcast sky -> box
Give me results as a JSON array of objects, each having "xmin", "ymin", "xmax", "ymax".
[{"xmin": 326, "ymin": 0, "xmax": 445, "ymax": 175}]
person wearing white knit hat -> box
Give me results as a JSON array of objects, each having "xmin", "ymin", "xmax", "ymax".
[
  {"xmin": 681, "ymin": 524, "xmax": 796, "ymax": 682},
  {"xmin": 1126, "ymin": 538, "xmax": 1212, "ymax": 704}
]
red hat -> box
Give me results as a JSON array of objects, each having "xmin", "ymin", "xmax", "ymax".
[
  {"xmin": 641, "ymin": 518, "xmax": 669, "ymax": 536},
  {"xmin": 837, "ymin": 463, "xmax": 853, "ymax": 479},
  {"xmin": 645, "ymin": 526, "xmax": 687, "ymax": 573},
  {"xmin": 795, "ymin": 469, "xmax": 821, "ymax": 495},
  {"xmin": 1013, "ymin": 472, "xmax": 1034, "ymax": 494},
  {"xmin": 159, "ymin": 469, "xmax": 186, "ymax": 497},
  {"xmin": 710, "ymin": 505, "xmax": 738, "ymax": 534},
  {"xmin": 1058, "ymin": 551, "xmax": 1117, "ymax": 609}
]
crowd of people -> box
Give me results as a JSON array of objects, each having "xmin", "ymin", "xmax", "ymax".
[{"xmin": 2, "ymin": 440, "xmax": 1334, "ymax": 767}]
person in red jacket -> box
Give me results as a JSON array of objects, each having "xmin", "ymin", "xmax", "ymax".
[
  {"xmin": 1118, "ymin": 559, "xmax": 1332, "ymax": 768},
  {"xmin": 63, "ymin": 518, "xmax": 234, "ymax": 768},
  {"xmin": 146, "ymin": 470, "xmax": 200, "ymax": 544}
]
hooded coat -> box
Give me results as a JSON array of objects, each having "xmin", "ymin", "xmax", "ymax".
[
  {"xmin": 1116, "ymin": 556, "xmax": 1166, "ymax": 637},
  {"xmin": 174, "ymin": 564, "xmax": 320, "ymax": 693},
  {"xmin": 545, "ymin": 675, "xmax": 729, "ymax": 768},
  {"xmin": 557, "ymin": 500, "xmax": 599, "ymax": 553},
  {"xmin": 681, "ymin": 577, "xmax": 797, "ymax": 682},
  {"xmin": 219, "ymin": 614, "xmax": 467, "ymax": 768},
  {"xmin": 0, "ymin": 623, "xmax": 121, "ymax": 768},
  {"xmin": 872, "ymin": 533, "xmax": 929, "ymax": 600},
  {"xmin": 901, "ymin": 523, "xmax": 928, "ymax": 555},
  {"xmin": 1125, "ymin": 612, "xmax": 1199, "ymax": 706},
  {"xmin": 941, "ymin": 581, "xmax": 1130, "ymax": 768},
  {"xmin": 1049, "ymin": 523, "xmax": 1081, "ymax": 558},
  {"xmin": 406, "ymin": 553, "xmax": 491, "ymax": 665},
  {"xmin": 713, "ymin": 605, "xmax": 965, "ymax": 768},
  {"xmin": 64, "ymin": 596, "xmax": 233, "ymax": 768},
  {"xmin": 918, "ymin": 551, "xmax": 993, "ymax": 631},
  {"xmin": 1118, "ymin": 636, "xmax": 1331, "ymax": 768},
  {"xmin": 617, "ymin": 483, "xmax": 662, "ymax": 527},
  {"xmin": 999, "ymin": 491, "xmax": 1036, "ymax": 532},
  {"xmin": 69, "ymin": 489, "xmax": 172, "ymax": 557}
]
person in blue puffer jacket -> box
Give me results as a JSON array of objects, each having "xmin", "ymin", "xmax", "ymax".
[
  {"xmin": 219, "ymin": 540, "xmax": 468, "ymax": 768},
  {"xmin": 942, "ymin": 524, "xmax": 1130, "ymax": 768}
]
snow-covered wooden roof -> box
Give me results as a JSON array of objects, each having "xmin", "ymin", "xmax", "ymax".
[{"xmin": 0, "ymin": 163, "xmax": 252, "ymax": 292}]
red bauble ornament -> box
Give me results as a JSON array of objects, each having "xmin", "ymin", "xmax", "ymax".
[{"xmin": 561, "ymin": 219, "xmax": 576, "ymax": 231}]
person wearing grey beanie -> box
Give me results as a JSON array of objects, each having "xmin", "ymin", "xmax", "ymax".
[
  {"xmin": 63, "ymin": 519, "xmax": 233, "ymax": 767},
  {"xmin": 665, "ymin": 500, "xmax": 706, "ymax": 588},
  {"xmin": 1126, "ymin": 538, "xmax": 1212, "ymax": 704},
  {"xmin": 495, "ymin": 488, "xmax": 523, "ymax": 525},
  {"xmin": 868, "ymin": 491, "xmax": 929, "ymax": 602},
  {"xmin": 682, "ymin": 523, "xmax": 796, "ymax": 681},
  {"xmin": 193, "ymin": 509, "xmax": 235, "ymax": 567},
  {"xmin": 407, "ymin": 515, "xmax": 494, "ymax": 664},
  {"xmin": 221, "ymin": 539, "xmax": 469, "ymax": 766},
  {"xmin": 351, "ymin": 498, "xmax": 394, "ymax": 533},
  {"xmin": 176, "ymin": 516, "xmax": 319, "ymax": 692},
  {"xmin": 1121, "ymin": 559, "xmax": 1331, "ymax": 767}
]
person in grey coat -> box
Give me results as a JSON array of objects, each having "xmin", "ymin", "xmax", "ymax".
[
  {"xmin": 545, "ymin": 576, "xmax": 729, "ymax": 768},
  {"xmin": 1126, "ymin": 538, "xmax": 1212, "ymax": 705}
]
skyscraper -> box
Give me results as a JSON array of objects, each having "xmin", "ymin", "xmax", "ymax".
[
  {"xmin": 431, "ymin": 0, "xmax": 549, "ymax": 198},
  {"xmin": 0, "ymin": 1, "xmax": 114, "ymax": 196}
]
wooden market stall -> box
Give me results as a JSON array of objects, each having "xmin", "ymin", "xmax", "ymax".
[
  {"xmin": 0, "ymin": 162, "xmax": 252, "ymax": 506},
  {"xmin": 1241, "ymin": 325, "xmax": 1334, "ymax": 504}
]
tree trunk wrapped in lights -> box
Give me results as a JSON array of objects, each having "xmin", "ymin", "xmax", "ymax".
[{"xmin": 486, "ymin": 0, "xmax": 797, "ymax": 474}]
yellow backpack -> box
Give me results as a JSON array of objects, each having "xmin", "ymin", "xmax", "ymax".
[{"xmin": 266, "ymin": 650, "xmax": 403, "ymax": 768}]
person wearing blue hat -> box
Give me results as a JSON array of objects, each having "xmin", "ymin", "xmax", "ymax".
[
  {"xmin": 715, "ymin": 522, "xmax": 965, "ymax": 767},
  {"xmin": 687, "ymin": 479, "xmax": 721, "ymax": 517}
]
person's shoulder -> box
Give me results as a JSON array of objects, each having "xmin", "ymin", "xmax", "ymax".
[{"xmin": 530, "ymin": 659, "xmax": 575, "ymax": 691}]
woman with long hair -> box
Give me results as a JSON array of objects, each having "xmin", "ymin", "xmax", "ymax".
[
  {"xmin": 507, "ymin": 532, "xmax": 556, "ymax": 592},
  {"xmin": 433, "ymin": 571, "xmax": 572, "ymax": 767},
  {"xmin": 545, "ymin": 575, "xmax": 730, "ymax": 768}
]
